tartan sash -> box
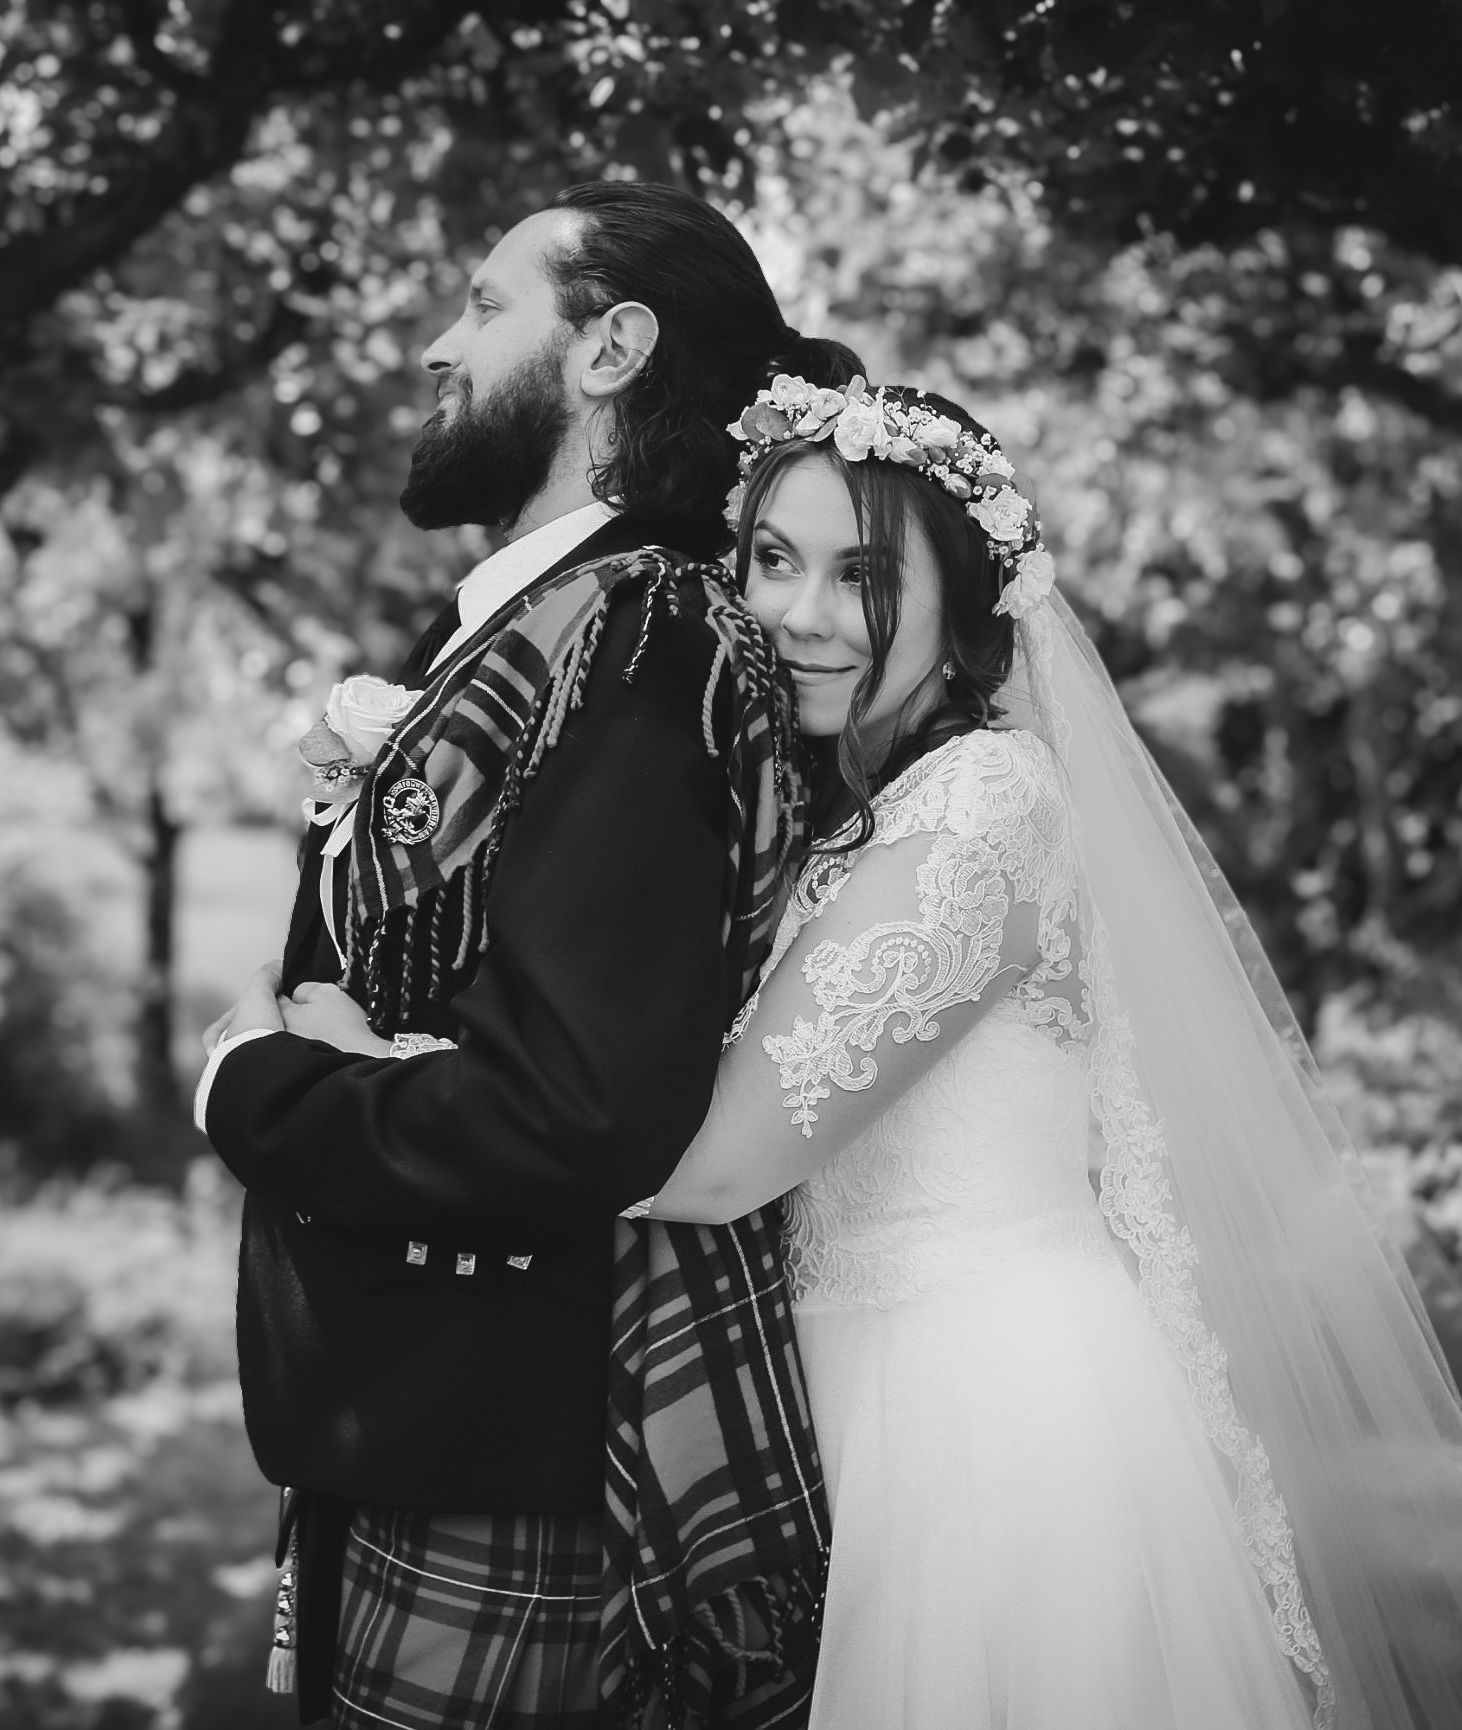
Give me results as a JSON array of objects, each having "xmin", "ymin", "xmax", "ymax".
[
  {"xmin": 601, "ymin": 1215, "xmax": 828, "ymax": 1726},
  {"xmin": 343, "ymin": 547, "xmax": 802, "ymax": 1034},
  {"xmin": 342, "ymin": 546, "xmax": 829, "ymax": 1721}
]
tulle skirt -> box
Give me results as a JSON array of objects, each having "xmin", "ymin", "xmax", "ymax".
[{"xmin": 795, "ymin": 1245, "xmax": 1318, "ymax": 1729}]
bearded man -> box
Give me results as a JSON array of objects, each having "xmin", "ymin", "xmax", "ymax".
[{"xmin": 195, "ymin": 181, "xmax": 862, "ymax": 1727}]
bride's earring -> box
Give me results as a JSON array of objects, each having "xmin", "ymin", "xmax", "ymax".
[{"xmin": 942, "ymin": 659, "xmax": 956, "ymax": 682}]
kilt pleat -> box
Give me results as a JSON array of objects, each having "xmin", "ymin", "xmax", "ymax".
[{"xmin": 332, "ymin": 1505, "xmax": 605, "ymax": 1729}]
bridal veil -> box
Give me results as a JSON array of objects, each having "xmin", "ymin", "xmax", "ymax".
[{"xmin": 1004, "ymin": 594, "xmax": 1462, "ymax": 1729}]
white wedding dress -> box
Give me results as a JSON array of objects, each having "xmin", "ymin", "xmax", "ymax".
[{"xmin": 728, "ymin": 727, "xmax": 1324, "ymax": 1729}]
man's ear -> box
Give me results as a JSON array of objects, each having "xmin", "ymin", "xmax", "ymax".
[{"xmin": 578, "ymin": 301, "xmax": 659, "ymax": 400}]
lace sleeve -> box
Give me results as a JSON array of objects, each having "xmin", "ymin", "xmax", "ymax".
[
  {"xmin": 766, "ymin": 829, "xmax": 1022, "ymax": 1138},
  {"xmin": 651, "ymin": 731, "xmax": 1077, "ymax": 1221}
]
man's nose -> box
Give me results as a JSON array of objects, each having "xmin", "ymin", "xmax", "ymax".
[{"xmin": 421, "ymin": 322, "xmax": 461, "ymax": 376}]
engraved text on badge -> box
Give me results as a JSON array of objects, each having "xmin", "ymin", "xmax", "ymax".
[{"xmin": 380, "ymin": 777, "xmax": 440, "ymax": 845}]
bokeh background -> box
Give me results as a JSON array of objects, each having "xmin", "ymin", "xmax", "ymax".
[{"xmin": 3, "ymin": 2, "xmax": 1462, "ymax": 1724}]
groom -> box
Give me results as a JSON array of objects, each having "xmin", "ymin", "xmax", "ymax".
[{"xmin": 198, "ymin": 181, "xmax": 860, "ymax": 1726}]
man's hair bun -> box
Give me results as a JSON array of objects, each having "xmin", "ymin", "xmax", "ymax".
[{"xmin": 769, "ymin": 330, "xmax": 865, "ymax": 391}]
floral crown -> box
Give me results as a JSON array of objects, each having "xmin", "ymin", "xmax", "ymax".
[{"xmin": 725, "ymin": 375, "xmax": 1055, "ymax": 619}]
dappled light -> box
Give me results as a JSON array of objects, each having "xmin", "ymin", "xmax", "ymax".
[{"xmin": 3, "ymin": 2, "xmax": 1461, "ymax": 1724}]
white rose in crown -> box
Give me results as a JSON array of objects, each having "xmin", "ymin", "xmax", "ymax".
[
  {"xmin": 766, "ymin": 374, "xmax": 819, "ymax": 414},
  {"xmin": 971, "ymin": 487, "xmax": 1030, "ymax": 543},
  {"xmin": 834, "ymin": 393, "xmax": 895, "ymax": 462},
  {"xmin": 995, "ymin": 546, "xmax": 1058, "ymax": 620},
  {"xmin": 298, "ymin": 674, "xmax": 421, "ymax": 804},
  {"xmin": 765, "ymin": 376, "xmax": 845, "ymax": 427},
  {"xmin": 919, "ymin": 415, "xmax": 963, "ymax": 450}
]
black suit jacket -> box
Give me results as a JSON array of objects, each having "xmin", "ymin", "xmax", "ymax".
[
  {"xmin": 280, "ymin": 513, "xmax": 663, "ymax": 997},
  {"xmin": 208, "ymin": 514, "xmax": 734, "ymax": 1510}
]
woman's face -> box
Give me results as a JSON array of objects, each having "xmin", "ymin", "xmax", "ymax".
[{"xmin": 745, "ymin": 455, "xmax": 945, "ymax": 741}]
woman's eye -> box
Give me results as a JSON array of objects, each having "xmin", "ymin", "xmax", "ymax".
[
  {"xmin": 751, "ymin": 545, "xmax": 792, "ymax": 574},
  {"xmin": 838, "ymin": 564, "xmax": 868, "ymax": 589}
]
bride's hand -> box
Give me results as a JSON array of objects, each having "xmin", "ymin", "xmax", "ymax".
[
  {"xmin": 282, "ymin": 982, "xmax": 393, "ymax": 1058},
  {"xmin": 203, "ymin": 960, "xmax": 285, "ymax": 1054}
]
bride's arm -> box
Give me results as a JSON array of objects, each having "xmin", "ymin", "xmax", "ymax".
[{"xmin": 648, "ymin": 735, "xmax": 1070, "ymax": 1224}]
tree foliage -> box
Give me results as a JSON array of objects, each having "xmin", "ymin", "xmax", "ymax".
[
  {"xmin": 2, "ymin": 0, "xmax": 1460, "ymax": 1133},
  {"xmin": 6, "ymin": 0, "xmax": 1462, "ymax": 492},
  {"xmin": 749, "ymin": 89, "xmax": 1462, "ymax": 1024},
  {"xmin": 903, "ymin": 0, "xmax": 1462, "ymax": 265}
]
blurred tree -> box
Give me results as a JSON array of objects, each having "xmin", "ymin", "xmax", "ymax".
[
  {"xmin": 2, "ymin": 0, "xmax": 1460, "ymax": 1111},
  {"xmin": 0, "ymin": 873, "xmax": 111, "ymax": 1171},
  {"xmin": 749, "ymin": 87, "xmax": 1462, "ymax": 1026},
  {"xmin": 7, "ymin": 0, "xmax": 1462, "ymax": 494},
  {"xmin": 0, "ymin": 434, "xmax": 325, "ymax": 1113},
  {"xmin": 884, "ymin": 0, "xmax": 1462, "ymax": 263}
]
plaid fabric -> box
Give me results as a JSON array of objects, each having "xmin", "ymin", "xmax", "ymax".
[
  {"xmin": 601, "ymin": 1214, "xmax": 828, "ymax": 1728},
  {"xmin": 343, "ymin": 548, "xmax": 802, "ymax": 1034},
  {"xmin": 333, "ymin": 1505, "xmax": 605, "ymax": 1730},
  {"xmin": 336, "ymin": 544, "xmax": 826, "ymax": 1724}
]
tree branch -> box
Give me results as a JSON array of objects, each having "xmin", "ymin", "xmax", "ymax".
[
  {"xmin": 109, "ymin": 294, "xmax": 313, "ymax": 414},
  {"xmin": 111, "ymin": 0, "xmax": 204, "ymax": 92},
  {"xmin": 0, "ymin": 0, "xmax": 486, "ymax": 330},
  {"xmin": 281, "ymin": 0, "xmax": 486, "ymax": 94},
  {"xmin": 1238, "ymin": 322, "xmax": 1462, "ymax": 435}
]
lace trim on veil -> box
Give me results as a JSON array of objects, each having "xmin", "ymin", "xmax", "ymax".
[
  {"xmin": 1087, "ymin": 922, "xmax": 1336, "ymax": 1725},
  {"xmin": 1018, "ymin": 608, "xmax": 1337, "ymax": 1727}
]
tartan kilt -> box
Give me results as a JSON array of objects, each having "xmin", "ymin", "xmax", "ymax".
[{"xmin": 332, "ymin": 1504, "xmax": 606, "ymax": 1729}]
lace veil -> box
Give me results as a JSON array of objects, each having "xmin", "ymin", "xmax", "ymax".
[{"xmin": 1003, "ymin": 594, "xmax": 1462, "ymax": 1728}]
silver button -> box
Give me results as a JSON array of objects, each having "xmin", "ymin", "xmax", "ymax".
[
  {"xmin": 506, "ymin": 1254, "xmax": 533, "ymax": 1272},
  {"xmin": 455, "ymin": 1252, "xmax": 477, "ymax": 1276},
  {"xmin": 406, "ymin": 1242, "xmax": 428, "ymax": 1266}
]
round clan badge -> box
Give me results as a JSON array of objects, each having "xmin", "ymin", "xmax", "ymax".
[{"xmin": 380, "ymin": 777, "xmax": 441, "ymax": 845}]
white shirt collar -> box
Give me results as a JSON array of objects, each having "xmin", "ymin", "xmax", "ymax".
[{"xmin": 454, "ymin": 499, "xmax": 618, "ymax": 637}]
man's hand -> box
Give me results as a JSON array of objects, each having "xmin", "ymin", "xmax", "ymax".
[
  {"xmin": 203, "ymin": 961, "xmax": 285, "ymax": 1055},
  {"xmin": 283, "ymin": 982, "xmax": 392, "ymax": 1058}
]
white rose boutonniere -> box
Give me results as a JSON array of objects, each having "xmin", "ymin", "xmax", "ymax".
[
  {"xmin": 298, "ymin": 675, "xmax": 422, "ymax": 803},
  {"xmin": 327, "ymin": 675, "xmax": 420, "ymax": 757}
]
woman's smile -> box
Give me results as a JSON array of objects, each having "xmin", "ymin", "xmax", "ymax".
[{"xmin": 785, "ymin": 660, "xmax": 858, "ymax": 678}]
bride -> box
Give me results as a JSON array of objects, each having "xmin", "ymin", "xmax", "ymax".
[{"xmin": 639, "ymin": 376, "xmax": 1462, "ymax": 1728}]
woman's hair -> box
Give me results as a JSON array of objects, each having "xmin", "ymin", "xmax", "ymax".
[
  {"xmin": 732, "ymin": 387, "xmax": 1017, "ymax": 851},
  {"xmin": 547, "ymin": 182, "xmax": 864, "ymax": 557}
]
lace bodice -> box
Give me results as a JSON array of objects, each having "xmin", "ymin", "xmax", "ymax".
[
  {"xmin": 783, "ymin": 1006, "xmax": 1114, "ymax": 1307},
  {"xmin": 729, "ymin": 728, "xmax": 1111, "ymax": 1308},
  {"xmin": 657, "ymin": 704, "xmax": 1335, "ymax": 1720}
]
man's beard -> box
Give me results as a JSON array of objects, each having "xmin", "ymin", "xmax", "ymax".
[{"xmin": 400, "ymin": 337, "xmax": 572, "ymax": 531}]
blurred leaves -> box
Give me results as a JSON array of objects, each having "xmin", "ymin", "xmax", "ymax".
[
  {"xmin": 2, "ymin": 16, "xmax": 1459, "ymax": 1708},
  {"xmin": 0, "ymin": 1169, "xmax": 288, "ymax": 1727},
  {"xmin": 0, "ymin": 1380, "xmax": 292, "ymax": 1730},
  {"xmin": 743, "ymin": 84, "xmax": 1462, "ymax": 1023},
  {"xmin": 0, "ymin": 6, "xmax": 1459, "ymax": 1134},
  {"xmin": 8, "ymin": 0, "xmax": 1462, "ymax": 493},
  {"xmin": 0, "ymin": 1164, "xmax": 238, "ymax": 1403}
]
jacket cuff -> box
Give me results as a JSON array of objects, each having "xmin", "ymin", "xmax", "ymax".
[{"xmin": 194, "ymin": 1028, "xmax": 280, "ymax": 1135}]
